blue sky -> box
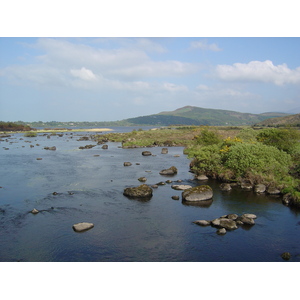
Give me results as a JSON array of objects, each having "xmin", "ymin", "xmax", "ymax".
[{"xmin": 1, "ymin": 37, "xmax": 300, "ymax": 122}]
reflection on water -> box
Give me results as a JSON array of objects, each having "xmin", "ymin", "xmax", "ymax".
[{"xmin": 0, "ymin": 129, "xmax": 300, "ymax": 262}]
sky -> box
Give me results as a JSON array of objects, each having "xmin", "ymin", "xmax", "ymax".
[
  {"xmin": 1, "ymin": 37, "xmax": 300, "ymax": 122},
  {"xmin": 0, "ymin": 2, "xmax": 300, "ymax": 122}
]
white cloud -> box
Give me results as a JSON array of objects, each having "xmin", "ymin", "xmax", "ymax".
[
  {"xmin": 215, "ymin": 60, "xmax": 300, "ymax": 85},
  {"xmin": 70, "ymin": 67, "xmax": 96, "ymax": 81},
  {"xmin": 190, "ymin": 40, "xmax": 222, "ymax": 52}
]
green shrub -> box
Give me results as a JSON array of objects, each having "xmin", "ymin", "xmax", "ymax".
[
  {"xmin": 236, "ymin": 127, "xmax": 258, "ymax": 142},
  {"xmin": 195, "ymin": 128, "xmax": 222, "ymax": 146},
  {"xmin": 24, "ymin": 131, "xmax": 37, "ymax": 137},
  {"xmin": 256, "ymin": 128, "xmax": 300, "ymax": 154},
  {"xmin": 222, "ymin": 143, "xmax": 292, "ymax": 179}
]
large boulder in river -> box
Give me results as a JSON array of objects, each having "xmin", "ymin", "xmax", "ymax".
[
  {"xmin": 159, "ymin": 166, "xmax": 178, "ymax": 175},
  {"xmin": 182, "ymin": 185, "xmax": 213, "ymax": 202},
  {"xmin": 142, "ymin": 151, "xmax": 152, "ymax": 156},
  {"xmin": 123, "ymin": 184, "xmax": 153, "ymax": 198}
]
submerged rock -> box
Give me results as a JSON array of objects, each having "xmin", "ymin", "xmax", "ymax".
[
  {"xmin": 72, "ymin": 222, "xmax": 94, "ymax": 232},
  {"xmin": 123, "ymin": 184, "xmax": 153, "ymax": 198},
  {"xmin": 171, "ymin": 184, "xmax": 192, "ymax": 190},
  {"xmin": 220, "ymin": 183, "xmax": 232, "ymax": 191},
  {"xmin": 161, "ymin": 148, "xmax": 168, "ymax": 154},
  {"xmin": 182, "ymin": 185, "xmax": 213, "ymax": 202},
  {"xmin": 193, "ymin": 220, "xmax": 211, "ymax": 226},
  {"xmin": 281, "ymin": 252, "xmax": 291, "ymax": 261}
]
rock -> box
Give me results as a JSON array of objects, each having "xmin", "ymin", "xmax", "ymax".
[
  {"xmin": 72, "ymin": 222, "xmax": 94, "ymax": 232},
  {"xmin": 142, "ymin": 151, "xmax": 152, "ymax": 156},
  {"xmin": 217, "ymin": 228, "xmax": 227, "ymax": 235},
  {"xmin": 171, "ymin": 184, "xmax": 192, "ymax": 190},
  {"xmin": 281, "ymin": 252, "xmax": 291, "ymax": 261},
  {"xmin": 239, "ymin": 216, "xmax": 255, "ymax": 225},
  {"xmin": 219, "ymin": 219, "xmax": 238, "ymax": 230},
  {"xmin": 254, "ymin": 184, "xmax": 266, "ymax": 193},
  {"xmin": 53, "ymin": 192, "xmax": 58, "ymax": 195},
  {"xmin": 166, "ymin": 180, "xmax": 172, "ymax": 184},
  {"xmin": 124, "ymin": 162, "xmax": 132, "ymax": 166},
  {"xmin": 193, "ymin": 220, "xmax": 211, "ymax": 226},
  {"xmin": 161, "ymin": 148, "xmax": 168, "ymax": 154},
  {"xmin": 138, "ymin": 177, "xmax": 147, "ymax": 182},
  {"xmin": 159, "ymin": 166, "xmax": 178, "ymax": 175},
  {"xmin": 156, "ymin": 181, "xmax": 166, "ymax": 186},
  {"xmin": 44, "ymin": 146, "xmax": 56, "ymax": 150},
  {"xmin": 220, "ymin": 183, "xmax": 232, "ymax": 191},
  {"xmin": 123, "ymin": 184, "xmax": 153, "ymax": 198},
  {"xmin": 196, "ymin": 174, "xmax": 209, "ymax": 180},
  {"xmin": 267, "ymin": 187, "xmax": 280, "ymax": 195},
  {"xmin": 151, "ymin": 185, "xmax": 158, "ymax": 188},
  {"xmin": 241, "ymin": 182, "xmax": 253, "ymax": 191},
  {"xmin": 102, "ymin": 145, "xmax": 108, "ymax": 149},
  {"xmin": 31, "ymin": 208, "xmax": 39, "ymax": 214},
  {"xmin": 182, "ymin": 185, "xmax": 213, "ymax": 202},
  {"xmin": 171, "ymin": 195, "xmax": 180, "ymax": 200},
  {"xmin": 282, "ymin": 194, "xmax": 292, "ymax": 205},
  {"xmin": 211, "ymin": 218, "xmax": 226, "ymax": 227},
  {"xmin": 242, "ymin": 213, "xmax": 257, "ymax": 219},
  {"xmin": 36, "ymin": 158, "xmax": 42, "ymax": 160},
  {"xmin": 227, "ymin": 214, "xmax": 238, "ymax": 220},
  {"xmin": 79, "ymin": 144, "xmax": 96, "ymax": 149}
]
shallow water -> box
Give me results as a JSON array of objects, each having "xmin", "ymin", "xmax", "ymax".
[{"xmin": 1, "ymin": 129, "xmax": 300, "ymax": 262}]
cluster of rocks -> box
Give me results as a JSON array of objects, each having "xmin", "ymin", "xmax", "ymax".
[
  {"xmin": 44, "ymin": 146, "xmax": 56, "ymax": 151},
  {"xmin": 79, "ymin": 144, "xmax": 96, "ymax": 149},
  {"xmin": 193, "ymin": 213, "xmax": 257, "ymax": 235},
  {"xmin": 219, "ymin": 182, "xmax": 281, "ymax": 195}
]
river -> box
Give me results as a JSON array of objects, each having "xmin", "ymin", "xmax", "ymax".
[{"xmin": 0, "ymin": 127, "xmax": 299, "ymax": 262}]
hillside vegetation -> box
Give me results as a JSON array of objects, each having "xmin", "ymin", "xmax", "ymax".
[{"xmin": 254, "ymin": 113, "xmax": 300, "ymax": 127}]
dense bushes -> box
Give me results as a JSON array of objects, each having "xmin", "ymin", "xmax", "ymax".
[{"xmin": 186, "ymin": 127, "xmax": 300, "ymax": 195}]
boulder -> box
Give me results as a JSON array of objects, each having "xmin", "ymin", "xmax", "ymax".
[
  {"xmin": 241, "ymin": 182, "xmax": 253, "ymax": 191},
  {"xmin": 123, "ymin": 162, "xmax": 132, "ymax": 166},
  {"xmin": 159, "ymin": 166, "xmax": 178, "ymax": 175},
  {"xmin": 44, "ymin": 146, "xmax": 56, "ymax": 150},
  {"xmin": 171, "ymin": 184, "xmax": 192, "ymax": 190},
  {"xmin": 142, "ymin": 151, "xmax": 152, "ymax": 156},
  {"xmin": 267, "ymin": 187, "xmax": 280, "ymax": 195},
  {"xmin": 219, "ymin": 219, "xmax": 238, "ymax": 230},
  {"xmin": 102, "ymin": 145, "xmax": 108, "ymax": 149},
  {"xmin": 161, "ymin": 148, "xmax": 168, "ymax": 154},
  {"xmin": 171, "ymin": 195, "xmax": 180, "ymax": 200},
  {"xmin": 123, "ymin": 184, "xmax": 153, "ymax": 198},
  {"xmin": 227, "ymin": 214, "xmax": 238, "ymax": 220},
  {"xmin": 72, "ymin": 222, "xmax": 94, "ymax": 232},
  {"xmin": 239, "ymin": 216, "xmax": 255, "ymax": 225},
  {"xmin": 220, "ymin": 183, "xmax": 232, "ymax": 191},
  {"xmin": 281, "ymin": 252, "xmax": 291, "ymax": 261},
  {"xmin": 196, "ymin": 174, "xmax": 208, "ymax": 181},
  {"xmin": 254, "ymin": 184, "xmax": 266, "ymax": 193},
  {"xmin": 182, "ymin": 185, "xmax": 213, "ymax": 202}
]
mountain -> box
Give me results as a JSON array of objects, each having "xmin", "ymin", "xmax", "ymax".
[
  {"xmin": 254, "ymin": 113, "xmax": 300, "ymax": 127},
  {"xmin": 126, "ymin": 106, "xmax": 290, "ymax": 126}
]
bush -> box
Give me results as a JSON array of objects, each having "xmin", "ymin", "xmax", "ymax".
[
  {"xmin": 24, "ymin": 131, "xmax": 37, "ymax": 137},
  {"xmin": 222, "ymin": 143, "xmax": 292, "ymax": 179},
  {"xmin": 256, "ymin": 128, "xmax": 300, "ymax": 154},
  {"xmin": 195, "ymin": 128, "xmax": 222, "ymax": 146}
]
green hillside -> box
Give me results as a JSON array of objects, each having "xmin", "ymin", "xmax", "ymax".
[
  {"xmin": 126, "ymin": 106, "xmax": 289, "ymax": 126},
  {"xmin": 254, "ymin": 113, "xmax": 300, "ymax": 127}
]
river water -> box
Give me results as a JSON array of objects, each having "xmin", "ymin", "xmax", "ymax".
[{"xmin": 1, "ymin": 127, "xmax": 300, "ymax": 262}]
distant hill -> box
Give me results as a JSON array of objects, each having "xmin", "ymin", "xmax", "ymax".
[
  {"xmin": 126, "ymin": 106, "xmax": 290, "ymax": 126},
  {"xmin": 254, "ymin": 113, "xmax": 300, "ymax": 127}
]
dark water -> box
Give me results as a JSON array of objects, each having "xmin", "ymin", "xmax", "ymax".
[{"xmin": 1, "ymin": 129, "xmax": 300, "ymax": 262}]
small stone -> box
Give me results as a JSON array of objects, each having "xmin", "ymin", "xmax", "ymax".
[
  {"xmin": 36, "ymin": 158, "xmax": 42, "ymax": 160},
  {"xmin": 142, "ymin": 151, "xmax": 152, "ymax": 156},
  {"xmin": 138, "ymin": 177, "xmax": 147, "ymax": 182},
  {"xmin": 193, "ymin": 220, "xmax": 211, "ymax": 226},
  {"xmin": 281, "ymin": 252, "xmax": 291, "ymax": 261},
  {"xmin": 196, "ymin": 174, "xmax": 208, "ymax": 181},
  {"xmin": 171, "ymin": 184, "xmax": 192, "ymax": 190},
  {"xmin": 53, "ymin": 192, "xmax": 58, "ymax": 195},
  {"xmin": 31, "ymin": 208, "xmax": 39, "ymax": 214},
  {"xmin": 220, "ymin": 183, "xmax": 232, "ymax": 191},
  {"xmin": 124, "ymin": 162, "xmax": 132, "ymax": 166},
  {"xmin": 217, "ymin": 228, "xmax": 226, "ymax": 235},
  {"xmin": 171, "ymin": 195, "xmax": 180, "ymax": 200},
  {"xmin": 102, "ymin": 145, "xmax": 108, "ymax": 149},
  {"xmin": 72, "ymin": 222, "xmax": 94, "ymax": 232},
  {"xmin": 242, "ymin": 213, "xmax": 257, "ymax": 219}
]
